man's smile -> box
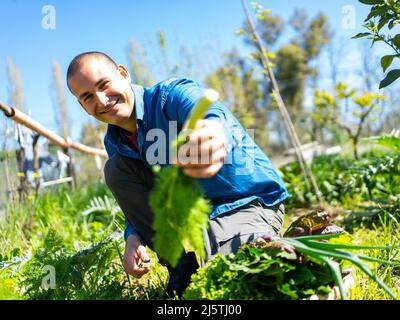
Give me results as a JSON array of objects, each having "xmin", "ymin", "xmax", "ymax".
[{"xmin": 99, "ymin": 98, "xmax": 120, "ymax": 114}]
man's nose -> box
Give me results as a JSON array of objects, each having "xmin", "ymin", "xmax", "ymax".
[{"xmin": 94, "ymin": 91, "xmax": 109, "ymax": 107}]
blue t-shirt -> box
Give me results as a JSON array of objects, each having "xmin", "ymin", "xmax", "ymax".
[{"xmin": 104, "ymin": 78, "xmax": 289, "ymax": 240}]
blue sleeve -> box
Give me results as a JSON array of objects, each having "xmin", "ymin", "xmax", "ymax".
[
  {"xmin": 164, "ymin": 78, "xmax": 237, "ymax": 153},
  {"xmin": 124, "ymin": 218, "xmax": 143, "ymax": 242}
]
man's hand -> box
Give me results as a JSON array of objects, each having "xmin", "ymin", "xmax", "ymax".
[
  {"xmin": 175, "ymin": 119, "xmax": 227, "ymax": 178},
  {"xmin": 124, "ymin": 234, "xmax": 151, "ymax": 278}
]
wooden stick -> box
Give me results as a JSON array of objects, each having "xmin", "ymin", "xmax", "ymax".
[{"xmin": 0, "ymin": 102, "xmax": 107, "ymax": 158}]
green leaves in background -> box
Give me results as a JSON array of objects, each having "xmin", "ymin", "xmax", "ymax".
[
  {"xmin": 364, "ymin": 130, "xmax": 400, "ymax": 153},
  {"xmin": 356, "ymin": 0, "xmax": 400, "ymax": 88},
  {"xmin": 379, "ymin": 69, "xmax": 400, "ymax": 89}
]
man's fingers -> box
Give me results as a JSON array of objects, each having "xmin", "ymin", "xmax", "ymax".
[
  {"xmin": 137, "ymin": 246, "xmax": 151, "ymax": 269},
  {"xmin": 123, "ymin": 245, "xmax": 151, "ymax": 278},
  {"xmin": 123, "ymin": 252, "xmax": 137, "ymax": 276},
  {"xmin": 176, "ymin": 137, "xmax": 226, "ymax": 166},
  {"xmin": 188, "ymin": 122, "xmax": 226, "ymax": 144},
  {"xmin": 183, "ymin": 162, "xmax": 223, "ymax": 179},
  {"xmin": 178, "ymin": 148, "xmax": 226, "ymax": 169},
  {"xmin": 124, "ymin": 258, "xmax": 150, "ymax": 278}
]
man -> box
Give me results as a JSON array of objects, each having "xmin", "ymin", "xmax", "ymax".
[{"xmin": 67, "ymin": 51, "xmax": 288, "ymax": 298}]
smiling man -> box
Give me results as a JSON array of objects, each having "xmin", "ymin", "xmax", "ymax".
[{"xmin": 67, "ymin": 51, "xmax": 288, "ymax": 298}]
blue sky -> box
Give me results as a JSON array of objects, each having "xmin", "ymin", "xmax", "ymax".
[{"xmin": 0, "ymin": 0, "xmax": 375, "ymax": 142}]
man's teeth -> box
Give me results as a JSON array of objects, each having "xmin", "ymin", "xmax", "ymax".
[{"xmin": 101, "ymin": 99, "xmax": 119, "ymax": 114}]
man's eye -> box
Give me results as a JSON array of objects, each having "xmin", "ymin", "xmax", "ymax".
[
  {"xmin": 84, "ymin": 94, "xmax": 93, "ymax": 102},
  {"xmin": 100, "ymin": 81, "xmax": 110, "ymax": 90}
]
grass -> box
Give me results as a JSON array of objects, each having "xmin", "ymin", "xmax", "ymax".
[
  {"xmin": 0, "ymin": 181, "xmax": 168, "ymax": 300},
  {"xmin": 1, "ymin": 147, "xmax": 399, "ymax": 300}
]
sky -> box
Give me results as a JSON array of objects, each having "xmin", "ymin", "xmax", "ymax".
[{"xmin": 0, "ymin": 0, "xmax": 378, "ymax": 143}]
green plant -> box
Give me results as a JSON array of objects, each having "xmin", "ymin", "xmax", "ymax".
[
  {"xmin": 184, "ymin": 232, "xmax": 399, "ymax": 300},
  {"xmin": 312, "ymin": 83, "xmax": 385, "ymax": 159},
  {"xmin": 8, "ymin": 230, "xmax": 132, "ymax": 300},
  {"xmin": 365, "ymin": 129, "xmax": 400, "ymax": 153},
  {"xmin": 149, "ymin": 89, "xmax": 218, "ymax": 267},
  {"xmin": 353, "ymin": 0, "xmax": 400, "ymax": 88}
]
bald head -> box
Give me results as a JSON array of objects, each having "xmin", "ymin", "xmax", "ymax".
[{"xmin": 66, "ymin": 51, "xmax": 117, "ymax": 91}]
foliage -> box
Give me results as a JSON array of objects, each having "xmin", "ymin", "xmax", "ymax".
[
  {"xmin": 365, "ymin": 129, "xmax": 400, "ymax": 153},
  {"xmin": 81, "ymin": 195, "xmax": 125, "ymax": 232},
  {"xmin": 183, "ymin": 241, "xmax": 336, "ymax": 300},
  {"xmin": 150, "ymin": 166, "xmax": 210, "ymax": 267},
  {"xmin": 204, "ymin": 49, "xmax": 270, "ymax": 151},
  {"xmin": 239, "ymin": 3, "xmax": 332, "ymax": 147},
  {"xmin": 354, "ymin": 0, "xmax": 400, "ymax": 88},
  {"xmin": 312, "ymin": 82, "xmax": 385, "ymax": 158},
  {"xmin": 0, "ymin": 183, "xmax": 168, "ymax": 300},
  {"xmin": 205, "ymin": 50, "xmax": 260, "ymax": 129},
  {"xmin": 16, "ymin": 230, "xmax": 128, "ymax": 300},
  {"xmin": 149, "ymin": 92, "xmax": 217, "ymax": 267},
  {"xmin": 282, "ymin": 149, "xmax": 400, "ymax": 209},
  {"xmin": 282, "ymin": 153, "xmax": 354, "ymax": 207},
  {"xmin": 51, "ymin": 59, "xmax": 70, "ymax": 139},
  {"xmin": 127, "ymin": 37, "xmax": 154, "ymax": 87},
  {"xmin": 184, "ymin": 231, "xmax": 399, "ymax": 300},
  {"xmin": 6, "ymin": 57, "xmax": 25, "ymax": 111}
]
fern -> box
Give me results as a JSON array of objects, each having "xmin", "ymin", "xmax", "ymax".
[
  {"xmin": 81, "ymin": 196, "xmax": 121, "ymax": 217},
  {"xmin": 149, "ymin": 89, "xmax": 219, "ymax": 267},
  {"xmin": 81, "ymin": 196, "xmax": 125, "ymax": 234}
]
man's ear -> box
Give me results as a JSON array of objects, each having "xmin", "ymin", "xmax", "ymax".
[{"xmin": 117, "ymin": 64, "xmax": 131, "ymax": 82}]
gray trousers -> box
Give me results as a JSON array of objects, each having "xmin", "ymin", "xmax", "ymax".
[{"xmin": 104, "ymin": 154, "xmax": 285, "ymax": 297}]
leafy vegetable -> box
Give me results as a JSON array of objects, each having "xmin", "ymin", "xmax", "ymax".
[
  {"xmin": 184, "ymin": 214, "xmax": 400, "ymax": 300},
  {"xmin": 183, "ymin": 238, "xmax": 339, "ymax": 300},
  {"xmin": 149, "ymin": 89, "xmax": 219, "ymax": 267}
]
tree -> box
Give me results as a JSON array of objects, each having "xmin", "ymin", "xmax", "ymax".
[
  {"xmin": 274, "ymin": 44, "xmax": 307, "ymax": 127},
  {"xmin": 7, "ymin": 58, "xmax": 24, "ymax": 112},
  {"xmin": 204, "ymin": 49, "xmax": 268, "ymax": 150},
  {"xmin": 126, "ymin": 37, "xmax": 154, "ymax": 87},
  {"xmin": 312, "ymin": 82, "xmax": 385, "ymax": 159},
  {"xmin": 6, "ymin": 58, "xmax": 28, "ymax": 198},
  {"xmin": 240, "ymin": 6, "xmax": 332, "ymax": 149},
  {"xmin": 51, "ymin": 60, "xmax": 70, "ymax": 139},
  {"xmin": 77, "ymin": 120, "xmax": 107, "ymax": 184},
  {"xmin": 80, "ymin": 120, "xmax": 107, "ymax": 149}
]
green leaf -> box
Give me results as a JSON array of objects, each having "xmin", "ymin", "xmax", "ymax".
[
  {"xmin": 392, "ymin": 35, "xmax": 400, "ymax": 49},
  {"xmin": 364, "ymin": 132, "xmax": 400, "ymax": 153},
  {"xmin": 377, "ymin": 14, "xmax": 393, "ymax": 31},
  {"xmin": 359, "ymin": 0, "xmax": 384, "ymax": 5},
  {"xmin": 318, "ymin": 256, "xmax": 347, "ymax": 300},
  {"xmin": 379, "ymin": 69, "xmax": 400, "ymax": 89},
  {"xmin": 149, "ymin": 89, "xmax": 219, "ymax": 267},
  {"xmin": 381, "ymin": 55, "xmax": 396, "ymax": 73},
  {"xmin": 371, "ymin": 35, "xmax": 385, "ymax": 46},
  {"xmin": 281, "ymin": 238, "xmax": 397, "ymax": 299},
  {"xmin": 388, "ymin": 19, "xmax": 398, "ymax": 30},
  {"xmin": 351, "ymin": 32, "xmax": 372, "ymax": 39},
  {"xmin": 278, "ymin": 283, "xmax": 298, "ymax": 299}
]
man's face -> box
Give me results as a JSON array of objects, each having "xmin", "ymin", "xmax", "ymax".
[{"xmin": 68, "ymin": 57, "xmax": 134, "ymax": 128}]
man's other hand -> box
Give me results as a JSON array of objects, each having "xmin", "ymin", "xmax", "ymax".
[
  {"xmin": 175, "ymin": 119, "xmax": 227, "ymax": 178},
  {"xmin": 124, "ymin": 234, "xmax": 151, "ymax": 278}
]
